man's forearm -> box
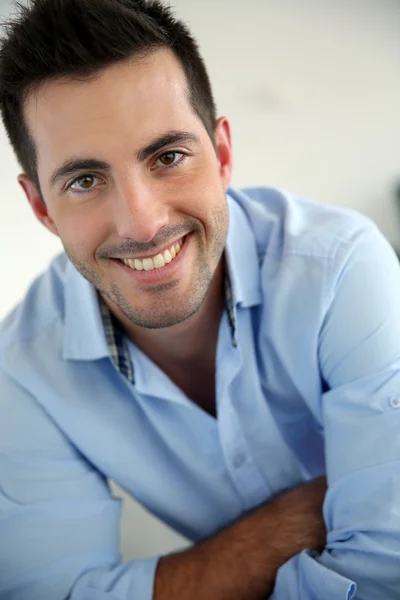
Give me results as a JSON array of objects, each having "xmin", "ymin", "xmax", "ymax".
[{"xmin": 154, "ymin": 477, "xmax": 327, "ymax": 600}]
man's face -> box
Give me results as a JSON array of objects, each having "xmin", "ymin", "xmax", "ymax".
[{"xmin": 21, "ymin": 49, "xmax": 232, "ymax": 329}]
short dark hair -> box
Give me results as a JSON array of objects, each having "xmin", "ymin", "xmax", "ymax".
[{"xmin": 0, "ymin": 0, "xmax": 217, "ymax": 189}]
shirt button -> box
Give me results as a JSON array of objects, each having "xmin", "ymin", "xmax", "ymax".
[
  {"xmin": 233, "ymin": 453, "xmax": 246, "ymax": 469},
  {"xmin": 389, "ymin": 396, "xmax": 400, "ymax": 409}
]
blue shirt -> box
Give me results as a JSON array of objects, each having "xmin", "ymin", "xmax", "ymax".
[{"xmin": 1, "ymin": 186, "xmax": 400, "ymax": 600}]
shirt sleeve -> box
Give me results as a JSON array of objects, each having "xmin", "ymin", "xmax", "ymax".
[
  {"xmin": 270, "ymin": 224, "xmax": 400, "ymax": 599},
  {"xmin": 0, "ymin": 368, "xmax": 160, "ymax": 600}
]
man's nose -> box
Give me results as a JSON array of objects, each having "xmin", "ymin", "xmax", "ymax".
[{"xmin": 114, "ymin": 177, "xmax": 170, "ymax": 243}]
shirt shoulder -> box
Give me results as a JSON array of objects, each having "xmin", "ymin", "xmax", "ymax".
[
  {"xmin": 0, "ymin": 253, "xmax": 68, "ymax": 361},
  {"xmin": 229, "ymin": 186, "xmax": 377, "ymax": 262}
]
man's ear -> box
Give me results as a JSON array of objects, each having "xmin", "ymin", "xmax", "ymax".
[
  {"xmin": 18, "ymin": 175, "xmax": 58, "ymax": 236},
  {"xmin": 214, "ymin": 116, "xmax": 233, "ymax": 191}
]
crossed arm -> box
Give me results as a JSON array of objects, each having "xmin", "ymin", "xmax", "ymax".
[{"xmin": 154, "ymin": 477, "xmax": 327, "ymax": 600}]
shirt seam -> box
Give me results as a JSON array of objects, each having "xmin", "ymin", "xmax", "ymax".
[{"xmin": 260, "ymin": 221, "xmax": 377, "ymax": 263}]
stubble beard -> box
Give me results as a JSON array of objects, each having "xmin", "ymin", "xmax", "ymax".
[{"xmin": 63, "ymin": 203, "xmax": 229, "ymax": 330}]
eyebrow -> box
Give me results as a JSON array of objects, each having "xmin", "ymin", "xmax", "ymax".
[
  {"xmin": 136, "ymin": 131, "xmax": 200, "ymax": 162},
  {"xmin": 49, "ymin": 158, "xmax": 110, "ymax": 188},
  {"xmin": 49, "ymin": 130, "xmax": 201, "ymax": 188}
]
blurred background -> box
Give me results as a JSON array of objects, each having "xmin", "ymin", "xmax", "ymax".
[{"xmin": 0, "ymin": 0, "xmax": 399, "ymax": 560}]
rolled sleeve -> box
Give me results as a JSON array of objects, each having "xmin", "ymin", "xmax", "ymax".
[
  {"xmin": 0, "ymin": 368, "xmax": 160, "ymax": 600},
  {"xmin": 271, "ymin": 225, "xmax": 400, "ymax": 598},
  {"xmin": 270, "ymin": 550, "xmax": 356, "ymax": 599},
  {"xmin": 70, "ymin": 556, "xmax": 160, "ymax": 600}
]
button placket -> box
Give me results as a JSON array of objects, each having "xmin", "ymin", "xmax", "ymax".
[
  {"xmin": 219, "ymin": 400, "xmax": 271, "ymax": 511},
  {"xmin": 216, "ymin": 310, "xmax": 271, "ymax": 511}
]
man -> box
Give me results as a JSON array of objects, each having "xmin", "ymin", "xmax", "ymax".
[{"xmin": 1, "ymin": 0, "xmax": 400, "ymax": 598}]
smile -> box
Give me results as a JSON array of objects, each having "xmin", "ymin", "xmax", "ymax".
[{"xmin": 119, "ymin": 236, "xmax": 185, "ymax": 271}]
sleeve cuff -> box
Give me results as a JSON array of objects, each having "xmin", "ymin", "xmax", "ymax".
[
  {"xmin": 271, "ymin": 550, "xmax": 356, "ymax": 600},
  {"xmin": 71, "ymin": 555, "xmax": 161, "ymax": 600}
]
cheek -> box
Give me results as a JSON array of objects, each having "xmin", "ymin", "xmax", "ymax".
[
  {"xmin": 54, "ymin": 206, "xmax": 108, "ymax": 260},
  {"xmin": 173, "ymin": 171, "xmax": 224, "ymax": 221}
]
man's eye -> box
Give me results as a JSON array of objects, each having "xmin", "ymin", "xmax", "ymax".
[
  {"xmin": 69, "ymin": 175, "xmax": 100, "ymax": 192},
  {"xmin": 154, "ymin": 151, "xmax": 185, "ymax": 168}
]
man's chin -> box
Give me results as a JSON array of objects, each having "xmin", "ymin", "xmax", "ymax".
[
  {"xmin": 100, "ymin": 287, "xmax": 202, "ymax": 330},
  {"xmin": 120, "ymin": 307, "xmax": 199, "ymax": 330}
]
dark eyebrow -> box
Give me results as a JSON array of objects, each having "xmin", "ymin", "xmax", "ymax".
[
  {"xmin": 49, "ymin": 131, "xmax": 200, "ymax": 188},
  {"xmin": 136, "ymin": 131, "xmax": 201, "ymax": 162},
  {"xmin": 49, "ymin": 158, "xmax": 111, "ymax": 188}
]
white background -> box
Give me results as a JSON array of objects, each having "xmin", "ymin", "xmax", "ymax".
[{"xmin": 0, "ymin": 0, "xmax": 399, "ymax": 559}]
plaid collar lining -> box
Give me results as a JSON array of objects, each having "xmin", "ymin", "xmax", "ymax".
[
  {"xmin": 98, "ymin": 272, "xmax": 237, "ymax": 385},
  {"xmin": 98, "ymin": 299, "xmax": 135, "ymax": 384}
]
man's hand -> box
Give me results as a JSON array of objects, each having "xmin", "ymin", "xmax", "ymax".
[{"xmin": 154, "ymin": 476, "xmax": 327, "ymax": 600}]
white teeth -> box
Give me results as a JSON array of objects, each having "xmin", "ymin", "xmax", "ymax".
[
  {"xmin": 153, "ymin": 253, "xmax": 165, "ymax": 269},
  {"xmin": 134, "ymin": 259, "xmax": 143, "ymax": 270},
  {"xmin": 121, "ymin": 236, "xmax": 185, "ymax": 271},
  {"xmin": 163, "ymin": 249, "xmax": 172, "ymax": 264},
  {"xmin": 142, "ymin": 258, "xmax": 154, "ymax": 271}
]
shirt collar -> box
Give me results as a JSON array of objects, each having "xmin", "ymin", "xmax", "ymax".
[
  {"xmin": 63, "ymin": 187, "xmax": 263, "ymax": 380},
  {"xmin": 225, "ymin": 189, "xmax": 263, "ymax": 309},
  {"xmin": 63, "ymin": 261, "xmax": 110, "ymax": 362}
]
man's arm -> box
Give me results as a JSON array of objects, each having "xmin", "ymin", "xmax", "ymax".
[
  {"xmin": 269, "ymin": 224, "xmax": 400, "ymax": 599},
  {"xmin": 154, "ymin": 477, "xmax": 326, "ymax": 600}
]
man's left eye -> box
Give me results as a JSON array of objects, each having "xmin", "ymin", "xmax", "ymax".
[{"xmin": 155, "ymin": 151, "xmax": 185, "ymax": 168}]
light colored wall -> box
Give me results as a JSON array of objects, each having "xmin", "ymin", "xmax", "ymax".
[{"xmin": 0, "ymin": 0, "xmax": 399, "ymax": 559}]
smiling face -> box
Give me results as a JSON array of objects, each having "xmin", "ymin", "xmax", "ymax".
[{"xmin": 20, "ymin": 49, "xmax": 233, "ymax": 329}]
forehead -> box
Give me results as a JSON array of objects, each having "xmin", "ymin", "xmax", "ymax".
[{"xmin": 24, "ymin": 49, "xmax": 204, "ymax": 174}]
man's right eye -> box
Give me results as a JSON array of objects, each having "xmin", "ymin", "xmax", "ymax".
[{"xmin": 68, "ymin": 174, "xmax": 102, "ymax": 193}]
